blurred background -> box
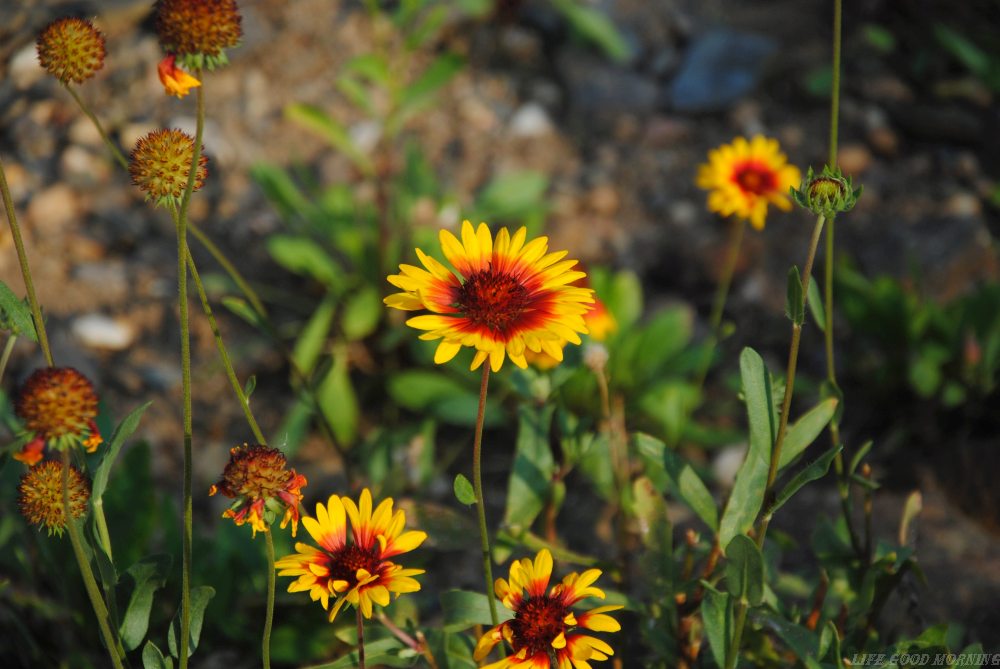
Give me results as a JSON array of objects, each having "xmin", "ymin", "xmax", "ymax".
[{"xmin": 1, "ymin": 0, "xmax": 999, "ymax": 665}]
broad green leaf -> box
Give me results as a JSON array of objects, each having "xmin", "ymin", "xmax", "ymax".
[
  {"xmin": 779, "ymin": 398, "xmax": 838, "ymax": 471},
  {"xmin": 807, "ymin": 276, "xmax": 825, "ymax": 332},
  {"xmin": 167, "ymin": 586, "xmax": 215, "ymax": 659},
  {"xmin": 786, "ymin": 266, "xmax": 804, "ymax": 325},
  {"xmin": 725, "ymin": 534, "xmax": 764, "ymax": 606},
  {"xmin": 608, "ymin": 269, "xmax": 643, "ymax": 330},
  {"xmin": 120, "ymin": 555, "xmax": 171, "ymax": 651},
  {"xmin": 453, "ymin": 473, "xmax": 475, "ymax": 506},
  {"xmin": 92, "ymin": 402, "xmax": 152, "ymax": 502},
  {"xmin": 302, "ymin": 638, "xmax": 416, "ymax": 668},
  {"xmin": 639, "ymin": 380, "xmax": 699, "ymax": 446},
  {"xmin": 344, "ymin": 53, "xmax": 390, "ymax": 85},
  {"xmin": 475, "ymin": 171, "xmax": 549, "ymax": 223},
  {"xmin": 317, "ymin": 346, "xmax": 358, "ymax": 446},
  {"xmin": 388, "ymin": 371, "xmax": 469, "ymax": 411},
  {"xmin": 266, "ymin": 235, "xmax": 344, "ymax": 291},
  {"xmin": 503, "ymin": 405, "xmax": 556, "ymax": 532},
  {"xmin": 633, "ymin": 433, "xmax": 717, "ymax": 531},
  {"xmin": 550, "ymin": 0, "xmax": 631, "ymax": 62},
  {"xmin": 577, "ymin": 432, "xmax": 616, "ymax": 502},
  {"xmin": 0, "ymin": 280, "xmax": 38, "ymax": 341},
  {"xmin": 441, "ymin": 590, "xmax": 512, "ymax": 633},
  {"xmin": 341, "ymin": 286, "xmax": 381, "ymax": 341},
  {"xmin": 425, "ymin": 629, "xmax": 477, "ymax": 669},
  {"xmin": 702, "ymin": 589, "xmax": 733, "ymax": 669},
  {"xmin": 142, "ymin": 641, "xmax": 173, "ymax": 669},
  {"xmin": 769, "ymin": 445, "xmax": 842, "ymax": 517},
  {"xmin": 719, "ymin": 348, "xmax": 775, "ymax": 547},
  {"xmin": 285, "ymin": 103, "xmax": 374, "ymax": 175},
  {"xmin": 292, "ymin": 296, "xmax": 336, "ymax": 374},
  {"xmin": 756, "ymin": 610, "xmax": 821, "ymax": 660}
]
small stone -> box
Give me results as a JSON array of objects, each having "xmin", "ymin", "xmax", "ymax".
[
  {"xmin": 61, "ymin": 146, "xmax": 112, "ymax": 185},
  {"xmin": 668, "ymin": 29, "xmax": 777, "ymax": 112},
  {"xmin": 868, "ymin": 126, "xmax": 899, "ymax": 156},
  {"xmin": 350, "ymin": 120, "xmax": 382, "ymax": 154},
  {"xmin": 837, "ymin": 144, "xmax": 872, "ymax": 175},
  {"xmin": 942, "ymin": 192, "xmax": 982, "ymax": 219},
  {"xmin": 713, "ymin": 444, "xmax": 748, "ymax": 489},
  {"xmin": 10, "ymin": 44, "xmax": 43, "ymax": 89},
  {"xmin": 509, "ymin": 102, "xmax": 553, "ymax": 138},
  {"xmin": 588, "ymin": 185, "xmax": 620, "ymax": 216},
  {"xmin": 643, "ymin": 115, "xmax": 693, "ymax": 147},
  {"xmin": 669, "ymin": 200, "xmax": 699, "ymax": 228},
  {"xmin": 72, "ymin": 314, "xmax": 135, "ymax": 351},
  {"xmin": 68, "ymin": 117, "xmax": 104, "ymax": 147},
  {"xmin": 26, "ymin": 184, "xmax": 81, "ymax": 234},
  {"xmin": 861, "ymin": 76, "xmax": 914, "ymax": 104},
  {"xmin": 1, "ymin": 161, "xmax": 33, "ymax": 202}
]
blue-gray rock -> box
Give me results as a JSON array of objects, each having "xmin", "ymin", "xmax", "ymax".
[{"xmin": 668, "ymin": 28, "xmax": 778, "ymax": 113}]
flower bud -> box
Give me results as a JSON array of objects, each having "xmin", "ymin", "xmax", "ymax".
[{"xmin": 791, "ymin": 165, "xmax": 862, "ymax": 218}]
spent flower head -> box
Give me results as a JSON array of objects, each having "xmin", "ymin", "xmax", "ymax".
[
  {"xmin": 475, "ymin": 549, "xmax": 622, "ymax": 669},
  {"xmin": 696, "ymin": 135, "xmax": 801, "ymax": 230},
  {"xmin": 36, "ymin": 17, "xmax": 106, "ymax": 84},
  {"xmin": 129, "ymin": 128, "xmax": 208, "ymax": 207},
  {"xmin": 791, "ymin": 165, "xmax": 863, "ymax": 218},
  {"xmin": 385, "ymin": 220, "xmax": 595, "ymax": 372},
  {"xmin": 276, "ymin": 488, "xmax": 426, "ymax": 621},
  {"xmin": 18, "ymin": 460, "xmax": 90, "ymax": 536},
  {"xmin": 155, "ymin": 0, "xmax": 242, "ymax": 70},
  {"xmin": 209, "ymin": 444, "xmax": 307, "ymax": 537},
  {"xmin": 14, "ymin": 367, "xmax": 102, "ymax": 466}
]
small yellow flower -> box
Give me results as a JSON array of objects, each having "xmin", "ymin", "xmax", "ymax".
[
  {"xmin": 14, "ymin": 367, "xmax": 102, "ymax": 466},
  {"xmin": 209, "ymin": 444, "xmax": 307, "ymax": 537},
  {"xmin": 696, "ymin": 135, "xmax": 801, "ymax": 230},
  {"xmin": 386, "ymin": 221, "xmax": 595, "ymax": 372},
  {"xmin": 276, "ymin": 489, "xmax": 426, "ymax": 622},
  {"xmin": 36, "ymin": 17, "xmax": 106, "ymax": 84},
  {"xmin": 475, "ymin": 549, "xmax": 622, "ymax": 669},
  {"xmin": 128, "ymin": 128, "xmax": 208, "ymax": 206},
  {"xmin": 157, "ymin": 54, "xmax": 201, "ymax": 98},
  {"xmin": 155, "ymin": 0, "xmax": 242, "ymax": 68},
  {"xmin": 18, "ymin": 461, "xmax": 90, "ymax": 536}
]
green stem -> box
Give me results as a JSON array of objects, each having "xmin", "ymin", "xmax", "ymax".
[
  {"xmin": 62, "ymin": 450, "xmax": 127, "ymax": 669},
  {"xmin": 188, "ymin": 223, "xmax": 268, "ymax": 318},
  {"xmin": 356, "ymin": 606, "xmax": 367, "ymax": 669},
  {"xmin": 725, "ymin": 599, "xmax": 750, "ymax": 669},
  {"xmin": 63, "ymin": 83, "xmax": 129, "ymax": 171},
  {"xmin": 185, "ymin": 250, "xmax": 267, "ymax": 444},
  {"xmin": 829, "ymin": 0, "xmax": 843, "ymax": 167},
  {"xmin": 472, "ymin": 364, "xmax": 499, "ymax": 627},
  {"xmin": 695, "ymin": 217, "xmax": 747, "ymax": 393},
  {"xmin": 0, "ymin": 157, "xmax": 53, "ymax": 367},
  {"xmin": 0, "ymin": 333, "xmax": 17, "ymax": 385},
  {"xmin": 263, "ymin": 530, "xmax": 276, "ymax": 669}
]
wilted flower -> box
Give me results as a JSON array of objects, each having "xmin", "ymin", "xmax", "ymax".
[
  {"xmin": 209, "ymin": 444, "xmax": 307, "ymax": 537},
  {"xmin": 157, "ymin": 54, "xmax": 201, "ymax": 98},
  {"xmin": 128, "ymin": 128, "xmax": 207, "ymax": 207},
  {"xmin": 18, "ymin": 460, "xmax": 90, "ymax": 536},
  {"xmin": 14, "ymin": 367, "xmax": 102, "ymax": 466},
  {"xmin": 276, "ymin": 489, "xmax": 425, "ymax": 621},
  {"xmin": 386, "ymin": 220, "xmax": 595, "ymax": 372},
  {"xmin": 155, "ymin": 0, "xmax": 242, "ymax": 69},
  {"xmin": 36, "ymin": 17, "xmax": 106, "ymax": 84}
]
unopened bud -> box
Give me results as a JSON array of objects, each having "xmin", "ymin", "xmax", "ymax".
[{"xmin": 791, "ymin": 165, "xmax": 862, "ymax": 218}]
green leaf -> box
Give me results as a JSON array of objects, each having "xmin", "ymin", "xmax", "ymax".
[
  {"xmin": 243, "ymin": 374, "xmax": 256, "ymax": 399},
  {"xmin": 341, "ymin": 285, "xmax": 381, "ymax": 341},
  {"xmin": 725, "ymin": 534, "xmax": 764, "ymax": 606},
  {"xmin": 474, "ymin": 171, "xmax": 549, "ymax": 223},
  {"xmin": 92, "ymin": 402, "xmax": 152, "ymax": 502},
  {"xmin": 862, "ymin": 23, "xmax": 896, "ymax": 54},
  {"xmin": 632, "ymin": 476, "xmax": 670, "ymax": 551},
  {"xmin": 550, "ymin": 0, "xmax": 631, "ymax": 62},
  {"xmin": 453, "ymin": 474, "xmax": 476, "ymax": 506},
  {"xmin": 292, "ymin": 296, "xmax": 336, "ymax": 374},
  {"xmin": 302, "ymin": 638, "xmax": 416, "ymax": 668},
  {"xmin": 633, "ymin": 433, "xmax": 718, "ymax": 531},
  {"xmin": 388, "ymin": 370, "xmax": 470, "ymax": 411},
  {"xmin": 769, "ymin": 445, "xmax": 842, "ymax": 518},
  {"xmin": 396, "ymin": 54, "xmax": 464, "ymax": 126},
  {"xmin": 285, "ymin": 103, "xmax": 374, "ymax": 175},
  {"xmin": 934, "ymin": 24, "xmax": 990, "ymax": 77},
  {"xmin": 719, "ymin": 348, "xmax": 775, "ymax": 547},
  {"xmin": 120, "ymin": 555, "xmax": 171, "ymax": 651},
  {"xmin": 250, "ymin": 163, "xmax": 312, "ymax": 222},
  {"xmin": 755, "ymin": 610, "xmax": 822, "ymax": 660},
  {"xmin": 607, "ymin": 269, "xmax": 643, "ymax": 330},
  {"xmin": 779, "ymin": 398, "xmax": 838, "ymax": 471},
  {"xmin": 0, "ymin": 280, "xmax": 38, "ymax": 341},
  {"xmin": 440, "ymin": 590, "xmax": 512, "ymax": 633},
  {"xmin": 344, "ymin": 53, "xmax": 390, "ymax": 85},
  {"xmin": 221, "ymin": 296, "xmax": 264, "ymax": 330},
  {"xmin": 168, "ymin": 586, "xmax": 215, "ymax": 659},
  {"xmin": 142, "ymin": 641, "xmax": 174, "ymax": 669},
  {"xmin": 317, "ymin": 345, "xmax": 358, "ymax": 446},
  {"xmin": 786, "ymin": 266, "xmax": 804, "ymax": 325},
  {"xmin": 848, "ymin": 440, "xmax": 873, "ymax": 476},
  {"xmin": 502, "ymin": 405, "xmax": 556, "ymax": 532},
  {"xmin": 701, "ymin": 589, "xmax": 733, "ymax": 669},
  {"xmin": 267, "ymin": 235, "xmax": 344, "ymax": 291}
]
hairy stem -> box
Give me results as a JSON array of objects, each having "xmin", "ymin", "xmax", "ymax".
[
  {"xmin": 472, "ymin": 365, "xmax": 499, "ymax": 626},
  {"xmin": 188, "ymin": 222, "xmax": 268, "ymax": 319},
  {"xmin": 263, "ymin": 531, "xmax": 276, "ymax": 669},
  {"xmin": 63, "ymin": 83, "xmax": 129, "ymax": 171}
]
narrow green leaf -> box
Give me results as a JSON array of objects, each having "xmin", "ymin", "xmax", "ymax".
[
  {"xmin": 453, "ymin": 474, "xmax": 475, "ymax": 506},
  {"xmin": 221, "ymin": 296, "xmax": 264, "ymax": 330},
  {"xmin": 397, "ymin": 54, "xmax": 464, "ymax": 122},
  {"xmin": 440, "ymin": 590, "xmax": 512, "ymax": 633},
  {"xmin": 120, "ymin": 555, "xmax": 171, "ymax": 651},
  {"xmin": 341, "ymin": 285, "xmax": 381, "ymax": 341},
  {"xmin": 633, "ymin": 433, "xmax": 718, "ymax": 531},
  {"xmin": 302, "ymin": 638, "xmax": 415, "ymax": 669},
  {"xmin": 702, "ymin": 589, "xmax": 733, "ymax": 669},
  {"xmin": 317, "ymin": 345, "xmax": 358, "ymax": 446},
  {"xmin": 168, "ymin": 586, "xmax": 215, "ymax": 659},
  {"xmin": 0, "ymin": 280, "xmax": 38, "ymax": 341},
  {"xmin": 92, "ymin": 402, "xmax": 152, "ymax": 502},
  {"xmin": 786, "ymin": 266, "xmax": 804, "ymax": 325},
  {"xmin": 291, "ymin": 296, "xmax": 336, "ymax": 374},
  {"xmin": 848, "ymin": 440, "xmax": 874, "ymax": 476},
  {"xmin": 344, "ymin": 53, "xmax": 390, "ymax": 85},
  {"xmin": 725, "ymin": 534, "xmax": 764, "ymax": 606},
  {"xmin": 243, "ymin": 374, "xmax": 256, "ymax": 399},
  {"xmin": 807, "ymin": 276, "xmax": 825, "ymax": 332},
  {"xmin": 779, "ymin": 398, "xmax": 838, "ymax": 471},
  {"xmin": 285, "ymin": 103, "xmax": 374, "ymax": 175},
  {"xmin": 719, "ymin": 348, "xmax": 775, "ymax": 547},
  {"xmin": 142, "ymin": 641, "xmax": 173, "ymax": 669},
  {"xmin": 266, "ymin": 235, "xmax": 344, "ymax": 291},
  {"xmin": 502, "ymin": 405, "xmax": 556, "ymax": 532},
  {"xmin": 550, "ymin": 0, "xmax": 631, "ymax": 62},
  {"xmin": 387, "ymin": 371, "xmax": 470, "ymax": 411},
  {"xmin": 769, "ymin": 445, "xmax": 843, "ymax": 517}
]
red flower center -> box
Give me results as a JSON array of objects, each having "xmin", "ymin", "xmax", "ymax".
[
  {"xmin": 327, "ymin": 543, "xmax": 383, "ymax": 587},
  {"xmin": 732, "ymin": 161, "xmax": 777, "ymax": 196},
  {"xmin": 455, "ymin": 267, "xmax": 530, "ymax": 335},
  {"xmin": 510, "ymin": 595, "xmax": 571, "ymax": 657}
]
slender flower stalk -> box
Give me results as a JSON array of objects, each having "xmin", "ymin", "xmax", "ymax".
[
  {"xmin": 263, "ymin": 531, "xmax": 276, "ymax": 669},
  {"xmin": 357, "ymin": 607, "xmax": 367, "ymax": 669},
  {"xmin": 695, "ymin": 217, "xmax": 747, "ymax": 393},
  {"xmin": 62, "ymin": 84, "xmax": 129, "ymax": 170},
  {"xmin": 473, "ymin": 365, "xmax": 500, "ymax": 626}
]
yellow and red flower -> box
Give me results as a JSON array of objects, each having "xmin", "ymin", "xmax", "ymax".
[
  {"xmin": 18, "ymin": 460, "xmax": 90, "ymax": 536},
  {"xmin": 385, "ymin": 220, "xmax": 595, "ymax": 372},
  {"xmin": 696, "ymin": 135, "xmax": 801, "ymax": 230},
  {"xmin": 157, "ymin": 54, "xmax": 201, "ymax": 98},
  {"xmin": 276, "ymin": 489, "xmax": 426, "ymax": 622},
  {"xmin": 475, "ymin": 549, "xmax": 622, "ymax": 669},
  {"xmin": 209, "ymin": 444, "xmax": 307, "ymax": 537},
  {"xmin": 13, "ymin": 367, "xmax": 102, "ymax": 466}
]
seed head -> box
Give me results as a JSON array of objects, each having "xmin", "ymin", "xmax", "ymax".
[
  {"xmin": 36, "ymin": 17, "xmax": 106, "ymax": 84},
  {"xmin": 210, "ymin": 444, "xmax": 307, "ymax": 537},
  {"xmin": 129, "ymin": 128, "xmax": 208, "ymax": 207},
  {"xmin": 155, "ymin": 0, "xmax": 242, "ymax": 69},
  {"xmin": 18, "ymin": 461, "xmax": 90, "ymax": 536},
  {"xmin": 16, "ymin": 367, "xmax": 102, "ymax": 458}
]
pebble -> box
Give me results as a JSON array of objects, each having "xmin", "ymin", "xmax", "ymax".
[
  {"xmin": 837, "ymin": 143, "xmax": 873, "ymax": 175},
  {"xmin": 61, "ymin": 146, "xmax": 112, "ymax": 185},
  {"xmin": 643, "ymin": 115, "xmax": 693, "ymax": 147},
  {"xmin": 668, "ymin": 29, "xmax": 777, "ymax": 113},
  {"xmin": 942, "ymin": 192, "xmax": 982, "ymax": 219},
  {"xmin": 508, "ymin": 102, "xmax": 553, "ymax": 138},
  {"xmin": 72, "ymin": 313, "xmax": 135, "ymax": 351},
  {"xmin": 349, "ymin": 120, "xmax": 382, "ymax": 154},
  {"xmin": 588, "ymin": 184, "xmax": 620, "ymax": 216},
  {"xmin": 68, "ymin": 117, "xmax": 104, "ymax": 148},
  {"xmin": 713, "ymin": 443, "xmax": 748, "ymax": 489},
  {"xmin": 10, "ymin": 44, "xmax": 43, "ymax": 89},
  {"xmin": 26, "ymin": 184, "xmax": 81, "ymax": 234},
  {"xmin": 868, "ymin": 126, "xmax": 899, "ymax": 156}
]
